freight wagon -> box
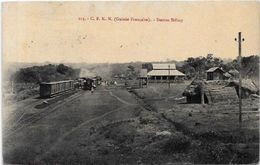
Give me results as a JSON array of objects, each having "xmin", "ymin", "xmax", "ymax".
[{"xmin": 40, "ymin": 80, "xmax": 75, "ymax": 98}]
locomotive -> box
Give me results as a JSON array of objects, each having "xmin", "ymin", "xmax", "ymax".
[{"xmin": 81, "ymin": 78, "xmax": 94, "ymax": 90}]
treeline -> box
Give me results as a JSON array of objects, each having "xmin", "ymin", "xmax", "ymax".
[
  {"xmin": 110, "ymin": 63, "xmax": 141, "ymax": 80},
  {"xmin": 12, "ymin": 64, "xmax": 80, "ymax": 83},
  {"xmin": 177, "ymin": 54, "xmax": 259, "ymax": 79},
  {"xmin": 88, "ymin": 55, "xmax": 259, "ymax": 81}
]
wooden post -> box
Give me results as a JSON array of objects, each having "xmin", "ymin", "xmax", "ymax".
[
  {"xmin": 146, "ymin": 77, "xmax": 148, "ymax": 88},
  {"xmin": 201, "ymin": 81, "xmax": 205, "ymax": 105},
  {"xmin": 238, "ymin": 32, "xmax": 242, "ymax": 128}
]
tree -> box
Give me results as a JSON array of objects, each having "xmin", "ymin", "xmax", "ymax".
[
  {"xmin": 57, "ymin": 64, "xmax": 69, "ymax": 74},
  {"xmin": 181, "ymin": 54, "xmax": 224, "ymax": 79}
]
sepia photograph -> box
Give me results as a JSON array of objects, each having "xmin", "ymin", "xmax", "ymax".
[{"xmin": 2, "ymin": 1, "xmax": 260, "ymax": 164}]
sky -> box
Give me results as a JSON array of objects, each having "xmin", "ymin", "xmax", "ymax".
[{"xmin": 2, "ymin": 1, "xmax": 260, "ymax": 63}]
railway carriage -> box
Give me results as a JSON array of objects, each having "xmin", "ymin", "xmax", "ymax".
[{"xmin": 40, "ymin": 80, "xmax": 75, "ymax": 98}]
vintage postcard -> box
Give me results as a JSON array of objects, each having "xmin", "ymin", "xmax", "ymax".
[{"xmin": 2, "ymin": 1, "xmax": 260, "ymax": 164}]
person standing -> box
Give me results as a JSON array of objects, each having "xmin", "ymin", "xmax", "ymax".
[{"xmin": 91, "ymin": 82, "xmax": 94, "ymax": 94}]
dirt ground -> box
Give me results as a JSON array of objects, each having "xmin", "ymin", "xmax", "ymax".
[
  {"xmin": 3, "ymin": 82, "xmax": 259, "ymax": 164},
  {"xmin": 131, "ymin": 83, "xmax": 259, "ymax": 164}
]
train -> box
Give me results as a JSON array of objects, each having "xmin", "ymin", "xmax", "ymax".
[{"xmin": 39, "ymin": 76, "xmax": 102, "ymax": 98}]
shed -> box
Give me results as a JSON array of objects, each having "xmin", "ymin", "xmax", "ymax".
[
  {"xmin": 206, "ymin": 67, "xmax": 225, "ymax": 81},
  {"xmin": 183, "ymin": 79, "xmax": 238, "ymax": 104}
]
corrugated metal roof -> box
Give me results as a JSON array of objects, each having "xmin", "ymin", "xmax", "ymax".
[
  {"xmin": 139, "ymin": 69, "xmax": 147, "ymax": 78},
  {"xmin": 206, "ymin": 67, "xmax": 224, "ymax": 73},
  {"xmin": 152, "ymin": 63, "xmax": 176, "ymax": 70},
  {"xmin": 147, "ymin": 69, "xmax": 185, "ymax": 76}
]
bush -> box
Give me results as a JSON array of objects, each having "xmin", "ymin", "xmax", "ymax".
[
  {"xmin": 193, "ymin": 142, "xmax": 233, "ymax": 164},
  {"xmin": 162, "ymin": 132, "xmax": 191, "ymax": 153}
]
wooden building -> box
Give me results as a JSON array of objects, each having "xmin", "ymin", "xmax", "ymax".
[
  {"xmin": 146, "ymin": 63, "xmax": 185, "ymax": 83},
  {"xmin": 206, "ymin": 67, "xmax": 225, "ymax": 81}
]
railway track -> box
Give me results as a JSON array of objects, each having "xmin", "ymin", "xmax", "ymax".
[
  {"xmin": 3, "ymin": 97, "xmax": 46, "ymax": 128},
  {"xmin": 4, "ymin": 91, "xmax": 85, "ymax": 137},
  {"xmin": 4, "ymin": 90, "xmax": 78, "ymax": 126},
  {"xmin": 34, "ymin": 104, "xmax": 131, "ymax": 162}
]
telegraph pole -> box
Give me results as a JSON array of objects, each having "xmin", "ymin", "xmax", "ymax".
[{"xmin": 235, "ymin": 32, "xmax": 244, "ymax": 129}]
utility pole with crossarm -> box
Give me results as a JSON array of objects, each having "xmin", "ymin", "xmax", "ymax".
[{"xmin": 235, "ymin": 32, "xmax": 245, "ymax": 129}]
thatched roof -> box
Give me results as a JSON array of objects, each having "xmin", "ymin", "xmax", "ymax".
[
  {"xmin": 183, "ymin": 78, "xmax": 259, "ymax": 103},
  {"xmin": 224, "ymin": 72, "xmax": 232, "ymax": 78},
  {"xmin": 183, "ymin": 79, "xmax": 238, "ymax": 104},
  {"xmin": 205, "ymin": 87, "xmax": 238, "ymax": 104},
  {"xmin": 228, "ymin": 79, "xmax": 258, "ymax": 93},
  {"xmin": 228, "ymin": 69, "xmax": 239, "ymax": 76},
  {"xmin": 204, "ymin": 80, "xmax": 229, "ymax": 87}
]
